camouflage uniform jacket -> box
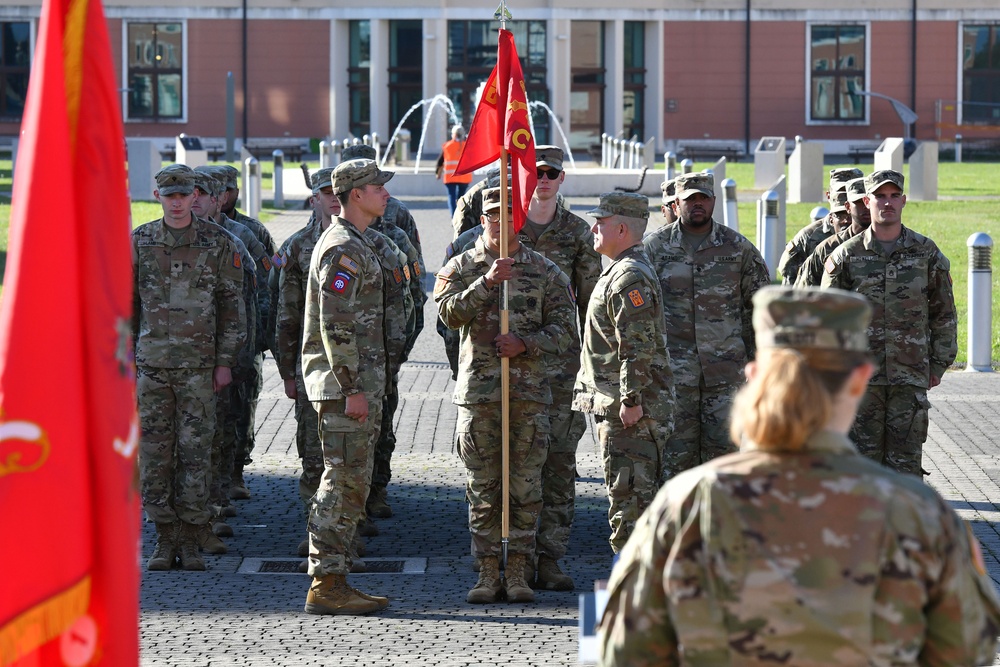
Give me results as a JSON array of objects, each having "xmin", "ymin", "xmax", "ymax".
[
  {"xmin": 232, "ymin": 208, "xmax": 277, "ymax": 257},
  {"xmin": 205, "ymin": 221, "xmax": 259, "ymax": 381},
  {"xmin": 381, "ymin": 197, "xmax": 425, "ymax": 279},
  {"xmin": 435, "ymin": 238, "xmax": 576, "ymax": 406},
  {"xmin": 131, "ymin": 216, "xmax": 246, "ymax": 369},
  {"xmin": 451, "ymin": 179, "xmax": 490, "ymax": 238},
  {"xmin": 643, "ymin": 221, "xmax": 770, "ymax": 388},
  {"xmin": 301, "ymin": 217, "xmax": 386, "ymax": 401},
  {"xmin": 777, "ymin": 215, "xmax": 837, "ymax": 285},
  {"xmin": 820, "ymin": 225, "xmax": 957, "ymax": 387},
  {"xmin": 214, "ymin": 214, "xmax": 271, "ymax": 353},
  {"xmin": 599, "ymin": 431, "xmax": 1000, "ymax": 667},
  {"xmin": 572, "ymin": 245, "xmax": 674, "ymax": 422},
  {"xmin": 365, "ymin": 227, "xmax": 413, "ymax": 373},
  {"xmin": 371, "ymin": 218, "xmax": 422, "ymax": 356},
  {"xmin": 794, "ymin": 226, "xmax": 858, "ymax": 288},
  {"xmin": 274, "ymin": 215, "xmax": 323, "ymax": 381}
]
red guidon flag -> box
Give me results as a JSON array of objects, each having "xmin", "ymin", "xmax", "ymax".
[
  {"xmin": 0, "ymin": 0, "xmax": 140, "ymax": 663},
  {"xmin": 455, "ymin": 29, "xmax": 537, "ymax": 232}
]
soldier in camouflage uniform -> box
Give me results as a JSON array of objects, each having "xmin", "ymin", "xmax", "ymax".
[
  {"xmin": 599, "ymin": 286, "xmax": 1000, "ymax": 666},
  {"xmin": 795, "ymin": 176, "xmax": 871, "ymax": 288},
  {"xmin": 659, "ymin": 178, "xmax": 678, "ymax": 224},
  {"xmin": 777, "ymin": 167, "xmax": 861, "ymax": 284},
  {"xmin": 274, "ymin": 169, "xmax": 334, "ymax": 563},
  {"xmin": 218, "ymin": 164, "xmax": 277, "ymax": 499},
  {"xmin": 450, "ymin": 166, "xmax": 502, "ymax": 239},
  {"xmin": 642, "ymin": 172, "xmax": 769, "ymax": 480},
  {"xmin": 132, "ymin": 164, "xmax": 246, "ymax": 571},
  {"xmin": 190, "ymin": 170, "xmax": 259, "ymax": 550},
  {"xmin": 519, "ymin": 146, "xmax": 602, "ymax": 590},
  {"xmin": 821, "ymin": 170, "xmax": 957, "ymax": 476},
  {"xmin": 436, "ymin": 186, "xmax": 576, "ymax": 604},
  {"xmin": 301, "ymin": 158, "xmax": 394, "ymax": 615},
  {"xmin": 573, "ymin": 192, "xmax": 675, "ymax": 554}
]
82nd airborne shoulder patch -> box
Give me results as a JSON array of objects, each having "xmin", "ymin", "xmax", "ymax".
[{"xmin": 326, "ymin": 271, "xmax": 354, "ymax": 295}]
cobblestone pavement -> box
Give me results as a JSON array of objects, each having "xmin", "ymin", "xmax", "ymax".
[{"xmin": 140, "ymin": 199, "xmax": 1000, "ymax": 666}]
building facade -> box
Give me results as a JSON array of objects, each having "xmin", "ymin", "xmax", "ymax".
[{"xmin": 0, "ymin": 0, "xmax": 998, "ymax": 156}]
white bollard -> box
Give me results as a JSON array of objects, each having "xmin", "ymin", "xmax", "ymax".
[
  {"xmin": 680, "ymin": 158, "xmax": 694, "ymax": 175},
  {"xmin": 966, "ymin": 233, "xmax": 993, "ymax": 372},
  {"xmin": 955, "ymin": 134, "xmax": 962, "ymax": 164},
  {"xmin": 665, "ymin": 152, "xmax": 676, "ymax": 180},
  {"xmin": 758, "ymin": 190, "xmax": 780, "ymax": 281},
  {"xmin": 319, "ymin": 140, "xmax": 332, "ymax": 169},
  {"xmin": 244, "ymin": 156, "xmax": 261, "ymax": 219},
  {"xmin": 722, "ymin": 178, "xmax": 739, "ymax": 233},
  {"xmin": 272, "ymin": 149, "xmax": 284, "ymax": 209}
]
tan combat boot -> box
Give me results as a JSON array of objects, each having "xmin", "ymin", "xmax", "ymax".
[
  {"xmin": 467, "ymin": 555, "xmax": 503, "ymax": 604},
  {"xmin": 304, "ymin": 574, "xmax": 382, "ymax": 615},
  {"xmin": 229, "ymin": 465, "xmax": 251, "ymax": 500},
  {"xmin": 177, "ymin": 523, "xmax": 206, "ymax": 571},
  {"xmin": 212, "ymin": 518, "xmax": 234, "ymax": 538},
  {"xmin": 504, "ymin": 554, "xmax": 535, "ymax": 603},
  {"xmin": 536, "ymin": 554, "xmax": 574, "ymax": 591},
  {"xmin": 297, "ymin": 538, "xmax": 309, "ymax": 558},
  {"xmin": 198, "ymin": 524, "xmax": 228, "ymax": 555},
  {"xmin": 366, "ymin": 486, "xmax": 392, "ymax": 519},
  {"xmin": 357, "ymin": 516, "xmax": 379, "ymax": 538},
  {"xmin": 147, "ymin": 522, "xmax": 178, "ymax": 571}
]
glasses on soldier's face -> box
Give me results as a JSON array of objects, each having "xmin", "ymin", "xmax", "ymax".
[
  {"xmin": 485, "ymin": 213, "xmax": 501, "ymax": 223},
  {"xmin": 536, "ymin": 168, "xmax": 561, "ymax": 180}
]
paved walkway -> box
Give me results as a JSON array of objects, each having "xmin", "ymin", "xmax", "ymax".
[{"xmin": 140, "ymin": 201, "xmax": 1000, "ymax": 667}]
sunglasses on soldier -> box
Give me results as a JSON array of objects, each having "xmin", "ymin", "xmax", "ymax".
[{"xmin": 536, "ymin": 168, "xmax": 561, "ymax": 180}]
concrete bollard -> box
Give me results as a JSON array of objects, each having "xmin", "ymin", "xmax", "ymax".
[
  {"xmin": 601, "ymin": 133, "xmax": 609, "ymax": 168},
  {"xmin": 244, "ymin": 156, "xmax": 261, "ymax": 219},
  {"xmin": 680, "ymin": 158, "xmax": 694, "ymax": 175},
  {"xmin": 371, "ymin": 132, "xmax": 380, "ymax": 164},
  {"xmin": 722, "ymin": 178, "xmax": 739, "ymax": 233},
  {"xmin": 758, "ymin": 190, "xmax": 780, "ymax": 281},
  {"xmin": 955, "ymin": 134, "xmax": 962, "ymax": 164},
  {"xmin": 272, "ymin": 149, "xmax": 284, "ymax": 209},
  {"xmin": 665, "ymin": 152, "xmax": 676, "ymax": 180},
  {"xmin": 966, "ymin": 233, "xmax": 993, "ymax": 372},
  {"xmin": 319, "ymin": 140, "xmax": 332, "ymax": 169}
]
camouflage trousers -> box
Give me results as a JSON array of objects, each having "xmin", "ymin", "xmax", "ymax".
[
  {"xmin": 663, "ymin": 383, "xmax": 737, "ymax": 481},
  {"xmin": 596, "ymin": 415, "xmax": 668, "ymax": 553},
  {"xmin": 456, "ymin": 401, "xmax": 549, "ymax": 558},
  {"xmin": 208, "ymin": 384, "xmax": 236, "ymax": 513},
  {"xmin": 294, "ymin": 373, "xmax": 322, "ymax": 516},
  {"xmin": 536, "ymin": 388, "xmax": 587, "ymax": 561},
  {"xmin": 234, "ymin": 353, "xmax": 264, "ymax": 465},
  {"xmin": 437, "ymin": 315, "xmax": 460, "ymax": 380},
  {"xmin": 371, "ymin": 375, "xmax": 400, "ymax": 492},
  {"xmin": 137, "ymin": 366, "xmax": 216, "ymax": 525},
  {"xmin": 308, "ymin": 397, "xmax": 382, "ymax": 577},
  {"xmin": 850, "ymin": 384, "xmax": 930, "ymax": 476}
]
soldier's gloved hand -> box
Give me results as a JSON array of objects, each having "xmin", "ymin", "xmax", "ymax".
[
  {"xmin": 345, "ymin": 392, "xmax": 369, "ymax": 424},
  {"xmin": 213, "ymin": 366, "xmax": 233, "ymax": 393},
  {"xmin": 484, "ymin": 257, "xmax": 516, "ymax": 288},
  {"xmin": 283, "ymin": 379, "xmax": 297, "ymax": 399},
  {"xmin": 494, "ymin": 333, "xmax": 526, "ymax": 358}
]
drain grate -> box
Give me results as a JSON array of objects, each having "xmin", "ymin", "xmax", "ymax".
[{"xmin": 238, "ymin": 557, "xmax": 427, "ymax": 575}]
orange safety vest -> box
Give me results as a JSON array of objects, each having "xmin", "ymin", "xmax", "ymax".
[{"xmin": 441, "ymin": 140, "xmax": 473, "ymax": 184}]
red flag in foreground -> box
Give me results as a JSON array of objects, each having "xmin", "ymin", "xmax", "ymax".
[
  {"xmin": 0, "ymin": 0, "xmax": 140, "ymax": 663},
  {"xmin": 455, "ymin": 29, "xmax": 537, "ymax": 232}
]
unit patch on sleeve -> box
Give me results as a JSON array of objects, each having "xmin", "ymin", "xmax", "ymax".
[
  {"xmin": 326, "ymin": 271, "xmax": 354, "ymax": 295},
  {"xmin": 403, "ymin": 264, "xmax": 411, "ymax": 281},
  {"xmin": 233, "ymin": 252, "xmax": 241, "ymax": 269},
  {"xmin": 261, "ymin": 255, "xmax": 272, "ymax": 271},
  {"xmin": 627, "ymin": 288, "xmax": 645, "ymax": 308}
]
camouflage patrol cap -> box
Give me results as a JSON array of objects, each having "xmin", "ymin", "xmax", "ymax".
[
  {"xmin": 191, "ymin": 169, "xmax": 221, "ymax": 198},
  {"xmin": 485, "ymin": 166, "xmax": 503, "ymax": 188},
  {"xmin": 481, "ymin": 186, "xmax": 513, "ymax": 214},
  {"xmin": 535, "ymin": 145, "xmax": 564, "ymax": 171},
  {"xmin": 829, "ymin": 167, "xmax": 863, "ymax": 190},
  {"xmin": 830, "ymin": 187, "xmax": 849, "ymax": 214},
  {"xmin": 331, "ymin": 158, "xmax": 394, "ymax": 195},
  {"xmin": 675, "ymin": 172, "xmax": 715, "ymax": 200},
  {"xmin": 846, "ymin": 177, "xmax": 867, "ymax": 202},
  {"xmin": 753, "ymin": 285, "xmax": 871, "ymax": 353},
  {"xmin": 342, "ymin": 144, "xmax": 377, "ymax": 161},
  {"xmin": 311, "ymin": 168, "xmax": 335, "ymax": 193},
  {"xmin": 587, "ymin": 192, "xmax": 650, "ymax": 220},
  {"xmin": 218, "ymin": 165, "xmax": 240, "ymax": 190},
  {"xmin": 155, "ymin": 164, "xmax": 195, "ymax": 196},
  {"xmin": 865, "ymin": 169, "xmax": 905, "ymax": 195},
  {"xmin": 660, "ymin": 179, "xmax": 676, "ymax": 203}
]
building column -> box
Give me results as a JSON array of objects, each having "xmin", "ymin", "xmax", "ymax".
[
  {"xmin": 548, "ymin": 18, "xmax": 572, "ymax": 155},
  {"xmin": 422, "ymin": 18, "xmax": 448, "ymax": 153},
  {"xmin": 370, "ymin": 18, "xmax": 390, "ymax": 141},
  {"xmin": 605, "ymin": 19, "xmax": 624, "ymax": 140},
  {"xmin": 330, "ymin": 19, "xmax": 349, "ymax": 140},
  {"xmin": 646, "ymin": 20, "xmax": 665, "ymax": 154}
]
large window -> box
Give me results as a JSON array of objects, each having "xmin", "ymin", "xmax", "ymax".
[
  {"xmin": 962, "ymin": 25, "xmax": 1000, "ymax": 124},
  {"xmin": 446, "ymin": 20, "xmax": 550, "ymax": 144},
  {"xmin": 570, "ymin": 21, "xmax": 605, "ymax": 150},
  {"xmin": 623, "ymin": 21, "xmax": 645, "ymax": 141},
  {"xmin": 0, "ymin": 22, "xmax": 29, "ymax": 120},
  {"xmin": 809, "ymin": 24, "xmax": 866, "ymax": 122},
  {"xmin": 389, "ymin": 21, "xmax": 423, "ymax": 152},
  {"xmin": 127, "ymin": 22, "xmax": 183, "ymax": 121},
  {"xmin": 348, "ymin": 20, "xmax": 371, "ymax": 138}
]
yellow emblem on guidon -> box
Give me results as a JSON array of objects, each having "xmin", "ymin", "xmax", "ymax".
[{"xmin": 0, "ymin": 411, "xmax": 50, "ymax": 478}]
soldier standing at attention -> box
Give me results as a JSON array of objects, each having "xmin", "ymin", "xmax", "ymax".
[
  {"xmin": 642, "ymin": 172, "xmax": 769, "ymax": 480},
  {"xmin": 274, "ymin": 168, "xmax": 334, "ymax": 565},
  {"xmin": 301, "ymin": 158, "xmax": 393, "ymax": 615},
  {"xmin": 436, "ymin": 187, "xmax": 576, "ymax": 605},
  {"xmin": 133, "ymin": 164, "xmax": 246, "ymax": 571},
  {"xmin": 521, "ymin": 145, "xmax": 602, "ymax": 590},
  {"xmin": 821, "ymin": 170, "xmax": 957, "ymax": 476},
  {"xmin": 573, "ymin": 193, "xmax": 674, "ymax": 554},
  {"xmin": 599, "ymin": 286, "xmax": 1000, "ymax": 666},
  {"xmin": 795, "ymin": 176, "xmax": 871, "ymax": 288},
  {"xmin": 659, "ymin": 178, "xmax": 678, "ymax": 224},
  {"xmin": 777, "ymin": 167, "xmax": 861, "ymax": 284}
]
